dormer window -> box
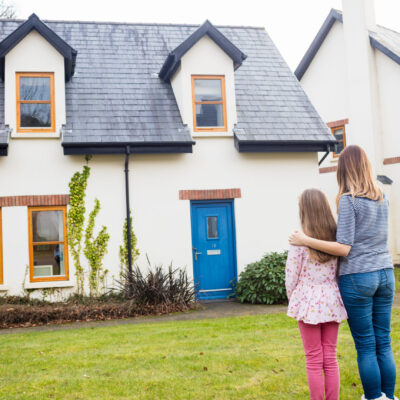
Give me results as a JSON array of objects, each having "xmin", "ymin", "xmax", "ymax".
[
  {"xmin": 191, "ymin": 75, "xmax": 227, "ymax": 132},
  {"xmin": 16, "ymin": 72, "xmax": 55, "ymax": 133}
]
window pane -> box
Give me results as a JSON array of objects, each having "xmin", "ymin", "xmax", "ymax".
[
  {"xmin": 20, "ymin": 77, "xmax": 51, "ymax": 101},
  {"xmin": 333, "ymin": 128, "xmax": 344, "ymax": 154},
  {"xmin": 196, "ymin": 103, "xmax": 224, "ymax": 127},
  {"xmin": 194, "ymin": 79, "xmax": 222, "ymax": 102},
  {"xmin": 20, "ymin": 103, "xmax": 51, "ymax": 127},
  {"xmin": 33, "ymin": 244, "xmax": 65, "ymax": 277},
  {"xmin": 207, "ymin": 216, "xmax": 218, "ymax": 239},
  {"xmin": 32, "ymin": 210, "xmax": 64, "ymax": 242}
]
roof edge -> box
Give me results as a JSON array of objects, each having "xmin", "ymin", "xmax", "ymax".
[
  {"xmin": 234, "ymin": 137, "xmax": 336, "ymax": 153},
  {"xmin": 294, "ymin": 9, "xmax": 343, "ymax": 80},
  {"xmin": 0, "ymin": 143, "xmax": 8, "ymax": 156},
  {"xmin": 369, "ymin": 35, "xmax": 400, "ymax": 65},
  {"xmin": 62, "ymin": 140, "xmax": 195, "ymax": 155}
]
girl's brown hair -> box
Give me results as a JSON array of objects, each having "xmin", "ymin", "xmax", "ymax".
[
  {"xmin": 299, "ymin": 189, "xmax": 337, "ymax": 263},
  {"xmin": 336, "ymin": 145, "xmax": 383, "ymax": 210}
]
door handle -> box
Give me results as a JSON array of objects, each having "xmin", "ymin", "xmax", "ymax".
[{"xmin": 193, "ymin": 248, "xmax": 202, "ymax": 261}]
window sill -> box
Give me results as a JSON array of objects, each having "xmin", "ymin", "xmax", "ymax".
[
  {"xmin": 11, "ymin": 131, "xmax": 60, "ymax": 139},
  {"xmin": 24, "ymin": 280, "xmax": 74, "ymax": 290},
  {"xmin": 192, "ymin": 131, "xmax": 233, "ymax": 138},
  {"xmin": 0, "ymin": 285, "xmax": 8, "ymax": 292}
]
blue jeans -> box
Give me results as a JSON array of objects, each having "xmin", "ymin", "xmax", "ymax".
[{"xmin": 339, "ymin": 269, "xmax": 396, "ymax": 400}]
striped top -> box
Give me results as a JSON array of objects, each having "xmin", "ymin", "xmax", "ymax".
[{"xmin": 336, "ymin": 194, "xmax": 393, "ymax": 276}]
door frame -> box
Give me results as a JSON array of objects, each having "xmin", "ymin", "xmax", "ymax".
[{"xmin": 189, "ymin": 199, "xmax": 238, "ymax": 299}]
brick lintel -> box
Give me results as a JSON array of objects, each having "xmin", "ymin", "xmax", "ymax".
[
  {"xmin": 327, "ymin": 119, "xmax": 349, "ymax": 128},
  {"xmin": 319, "ymin": 166, "xmax": 337, "ymax": 174},
  {"xmin": 179, "ymin": 189, "xmax": 241, "ymax": 200},
  {"xmin": 0, "ymin": 194, "xmax": 70, "ymax": 207}
]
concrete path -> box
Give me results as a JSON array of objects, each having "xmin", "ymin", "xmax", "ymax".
[
  {"xmin": 1, "ymin": 295, "xmax": 399, "ymax": 335},
  {"xmin": 0, "ymin": 301, "xmax": 287, "ymax": 335}
]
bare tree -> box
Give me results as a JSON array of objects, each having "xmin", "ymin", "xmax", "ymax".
[{"xmin": 0, "ymin": 0, "xmax": 16, "ymax": 19}]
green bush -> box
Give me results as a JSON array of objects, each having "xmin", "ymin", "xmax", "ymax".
[{"xmin": 234, "ymin": 251, "xmax": 288, "ymax": 304}]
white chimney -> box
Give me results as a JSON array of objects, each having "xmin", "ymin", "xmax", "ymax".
[{"xmin": 342, "ymin": 0, "xmax": 382, "ymax": 171}]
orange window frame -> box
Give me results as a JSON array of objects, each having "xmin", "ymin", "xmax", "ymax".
[
  {"xmin": 331, "ymin": 125, "xmax": 346, "ymax": 158},
  {"xmin": 0, "ymin": 208, "xmax": 3, "ymax": 285},
  {"xmin": 28, "ymin": 206, "xmax": 69, "ymax": 283},
  {"xmin": 191, "ymin": 75, "xmax": 227, "ymax": 132},
  {"xmin": 16, "ymin": 72, "xmax": 55, "ymax": 133}
]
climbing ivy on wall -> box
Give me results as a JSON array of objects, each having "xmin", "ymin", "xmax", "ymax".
[
  {"xmin": 84, "ymin": 198, "xmax": 110, "ymax": 297},
  {"xmin": 119, "ymin": 211, "xmax": 140, "ymax": 278},
  {"xmin": 67, "ymin": 165, "xmax": 90, "ymax": 295}
]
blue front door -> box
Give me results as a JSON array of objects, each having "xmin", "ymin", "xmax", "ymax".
[{"xmin": 190, "ymin": 200, "xmax": 237, "ymax": 300}]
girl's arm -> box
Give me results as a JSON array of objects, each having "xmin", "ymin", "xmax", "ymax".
[
  {"xmin": 289, "ymin": 230, "xmax": 351, "ymax": 257},
  {"xmin": 285, "ymin": 245, "xmax": 304, "ymax": 300}
]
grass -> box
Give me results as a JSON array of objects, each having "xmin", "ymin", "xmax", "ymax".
[
  {"xmin": 395, "ymin": 267, "xmax": 400, "ymax": 291},
  {"xmin": 1, "ymin": 309, "xmax": 399, "ymax": 399}
]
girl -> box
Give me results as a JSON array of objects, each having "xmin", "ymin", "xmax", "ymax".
[
  {"xmin": 290, "ymin": 145, "xmax": 397, "ymax": 400},
  {"xmin": 286, "ymin": 188, "xmax": 347, "ymax": 400}
]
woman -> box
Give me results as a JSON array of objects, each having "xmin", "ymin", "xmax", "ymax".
[{"xmin": 289, "ymin": 145, "xmax": 397, "ymax": 400}]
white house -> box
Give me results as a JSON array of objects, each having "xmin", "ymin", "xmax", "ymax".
[
  {"xmin": 0, "ymin": 14, "xmax": 335, "ymax": 299},
  {"xmin": 295, "ymin": 0, "xmax": 400, "ymax": 264}
]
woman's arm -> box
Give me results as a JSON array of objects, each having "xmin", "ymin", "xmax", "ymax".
[{"xmin": 289, "ymin": 230, "xmax": 351, "ymax": 257}]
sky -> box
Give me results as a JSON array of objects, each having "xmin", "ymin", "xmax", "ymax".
[{"xmin": 10, "ymin": 0, "xmax": 400, "ymax": 71}]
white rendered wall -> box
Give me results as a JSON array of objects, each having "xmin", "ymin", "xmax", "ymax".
[
  {"xmin": 0, "ymin": 138, "xmax": 319, "ymax": 295},
  {"xmin": 375, "ymin": 50, "xmax": 400, "ymax": 260},
  {"xmin": 342, "ymin": 0, "xmax": 382, "ymax": 173},
  {"xmin": 4, "ymin": 30, "xmax": 66, "ymax": 138},
  {"xmin": 0, "ymin": 140, "xmax": 126, "ymax": 294},
  {"xmin": 131, "ymin": 142, "xmax": 318, "ymax": 276},
  {"xmin": 300, "ymin": 21, "xmax": 349, "ymax": 167},
  {"xmin": 300, "ymin": 19, "xmax": 347, "ymax": 215},
  {"xmin": 300, "ymin": 2, "xmax": 399, "ymax": 262},
  {"xmin": 170, "ymin": 35, "xmax": 238, "ymax": 136},
  {"xmin": 375, "ymin": 50, "xmax": 400, "ymax": 159}
]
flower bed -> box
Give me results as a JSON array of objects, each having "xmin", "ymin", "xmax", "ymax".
[{"xmin": 0, "ymin": 297, "xmax": 197, "ymax": 329}]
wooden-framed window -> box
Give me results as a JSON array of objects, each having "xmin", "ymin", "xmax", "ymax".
[
  {"xmin": 191, "ymin": 75, "xmax": 227, "ymax": 132},
  {"xmin": 331, "ymin": 125, "xmax": 346, "ymax": 157},
  {"xmin": 28, "ymin": 206, "xmax": 69, "ymax": 282},
  {"xmin": 0, "ymin": 208, "xmax": 3, "ymax": 285},
  {"xmin": 16, "ymin": 72, "xmax": 55, "ymax": 133}
]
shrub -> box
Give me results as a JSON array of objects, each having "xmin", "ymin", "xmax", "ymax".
[
  {"xmin": 234, "ymin": 251, "xmax": 288, "ymax": 304},
  {"xmin": 116, "ymin": 257, "xmax": 196, "ymax": 307}
]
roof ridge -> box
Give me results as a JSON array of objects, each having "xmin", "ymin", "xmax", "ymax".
[{"xmin": 0, "ymin": 17, "xmax": 265, "ymax": 30}]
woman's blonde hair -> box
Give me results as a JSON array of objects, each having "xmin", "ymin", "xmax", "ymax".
[
  {"xmin": 299, "ymin": 189, "xmax": 337, "ymax": 263},
  {"xmin": 336, "ymin": 145, "xmax": 382, "ymax": 211}
]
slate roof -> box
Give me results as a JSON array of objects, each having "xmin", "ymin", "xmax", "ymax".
[
  {"xmin": 0, "ymin": 17, "xmax": 335, "ymax": 154},
  {"xmin": 295, "ymin": 9, "xmax": 400, "ymax": 80}
]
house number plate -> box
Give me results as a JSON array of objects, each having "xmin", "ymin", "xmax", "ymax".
[{"xmin": 207, "ymin": 249, "xmax": 221, "ymax": 255}]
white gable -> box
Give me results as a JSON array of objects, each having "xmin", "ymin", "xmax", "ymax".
[
  {"xmin": 170, "ymin": 35, "xmax": 238, "ymax": 136},
  {"xmin": 4, "ymin": 30, "xmax": 66, "ymax": 138},
  {"xmin": 301, "ymin": 21, "xmax": 348, "ymax": 123}
]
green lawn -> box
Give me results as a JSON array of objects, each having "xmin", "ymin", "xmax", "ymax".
[
  {"xmin": 1, "ymin": 310, "xmax": 400, "ymax": 400},
  {"xmin": 395, "ymin": 267, "xmax": 400, "ymax": 291}
]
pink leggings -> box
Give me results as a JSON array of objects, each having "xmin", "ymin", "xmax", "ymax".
[{"xmin": 298, "ymin": 321, "xmax": 340, "ymax": 400}]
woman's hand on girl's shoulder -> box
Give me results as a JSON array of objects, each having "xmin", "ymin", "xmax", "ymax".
[{"xmin": 289, "ymin": 230, "xmax": 309, "ymax": 246}]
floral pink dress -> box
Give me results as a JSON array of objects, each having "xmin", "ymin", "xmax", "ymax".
[{"xmin": 285, "ymin": 245, "xmax": 347, "ymax": 324}]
